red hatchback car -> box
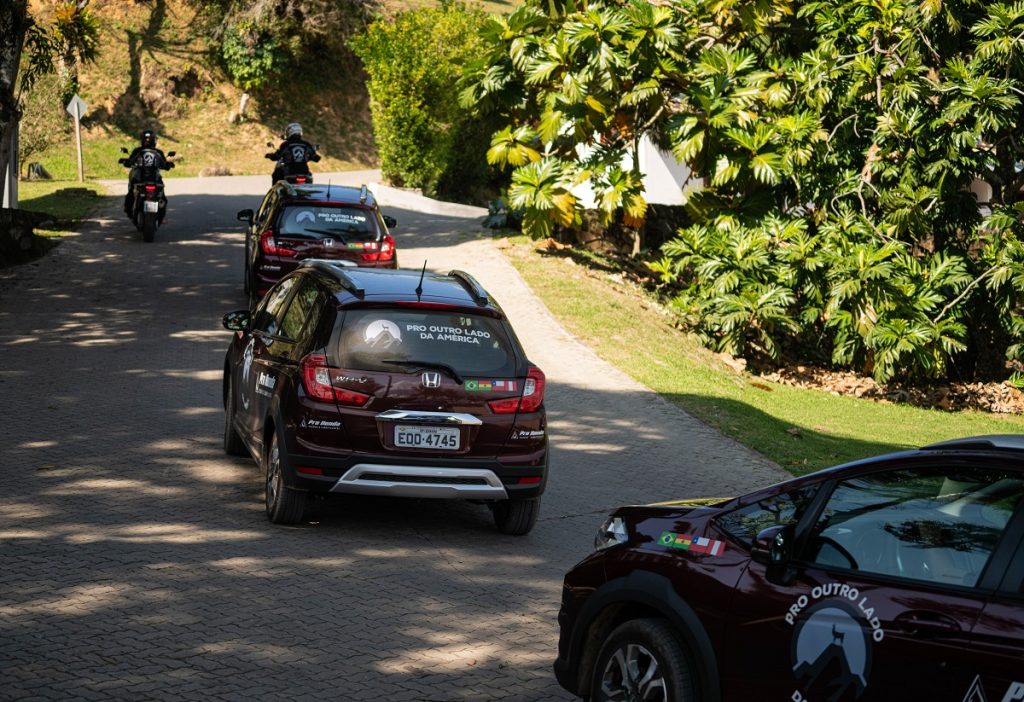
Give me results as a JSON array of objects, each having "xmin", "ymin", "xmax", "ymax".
[
  {"xmin": 555, "ymin": 435, "xmax": 1024, "ymax": 702},
  {"xmin": 237, "ymin": 183, "xmax": 398, "ymax": 307}
]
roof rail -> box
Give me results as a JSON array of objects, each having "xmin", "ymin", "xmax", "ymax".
[
  {"xmin": 359, "ymin": 184, "xmax": 369, "ymax": 204},
  {"xmin": 448, "ymin": 270, "xmax": 488, "ymax": 305},
  {"xmin": 921, "ymin": 434, "xmax": 1024, "ymax": 451},
  {"xmin": 298, "ymin": 259, "xmax": 364, "ymax": 298}
]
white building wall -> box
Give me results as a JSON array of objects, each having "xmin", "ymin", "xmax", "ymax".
[{"xmin": 573, "ymin": 135, "xmax": 694, "ymax": 208}]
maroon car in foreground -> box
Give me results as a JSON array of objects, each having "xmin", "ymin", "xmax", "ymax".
[
  {"xmin": 221, "ymin": 261, "xmax": 548, "ymax": 533},
  {"xmin": 555, "ymin": 435, "xmax": 1024, "ymax": 701}
]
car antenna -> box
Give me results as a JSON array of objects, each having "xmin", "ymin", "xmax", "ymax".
[{"xmin": 415, "ymin": 260, "xmax": 427, "ymax": 299}]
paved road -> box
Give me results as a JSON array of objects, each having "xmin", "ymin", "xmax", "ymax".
[{"xmin": 0, "ymin": 173, "xmax": 785, "ymax": 701}]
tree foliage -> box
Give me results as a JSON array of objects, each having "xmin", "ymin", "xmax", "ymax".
[
  {"xmin": 0, "ymin": 0, "xmax": 97, "ymax": 205},
  {"xmin": 353, "ymin": 3, "xmax": 498, "ymax": 199},
  {"xmin": 465, "ymin": 0, "xmax": 1024, "ymax": 384}
]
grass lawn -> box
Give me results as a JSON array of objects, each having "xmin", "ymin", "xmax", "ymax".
[
  {"xmin": 503, "ymin": 237, "xmax": 1024, "ymax": 475},
  {"xmin": 18, "ymin": 181, "xmax": 110, "ymax": 227}
]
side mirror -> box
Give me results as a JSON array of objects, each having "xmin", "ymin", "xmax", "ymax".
[
  {"xmin": 167, "ymin": 150, "xmax": 176, "ymax": 158},
  {"xmin": 222, "ymin": 310, "xmax": 251, "ymax": 332},
  {"xmin": 751, "ymin": 524, "xmax": 793, "ymax": 565},
  {"xmin": 120, "ymin": 146, "xmax": 129, "ymax": 154},
  {"xmin": 383, "ymin": 215, "xmax": 397, "ymax": 229},
  {"xmin": 751, "ymin": 524, "xmax": 796, "ymax": 585},
  {"xmin": 237, "ymin": 208, "xmax": 254, "ymax": 223}
]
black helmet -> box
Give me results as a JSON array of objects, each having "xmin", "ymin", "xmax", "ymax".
[{"xmin": 140, "ymin": 130, "xmax": 156, "ymax": 148}]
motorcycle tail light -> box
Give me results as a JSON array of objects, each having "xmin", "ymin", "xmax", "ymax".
[
  {"xmin": 144, "ymin": 185, "xmax": 157, "ymax": 192},
  {"xmin": 295, "ymin": 177, "xmax": 308, "ymax": 183}
]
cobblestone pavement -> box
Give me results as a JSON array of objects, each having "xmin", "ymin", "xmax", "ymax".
[{"xmin": 0, "ymin": 173, "xmax": 787, "ymax": 701}]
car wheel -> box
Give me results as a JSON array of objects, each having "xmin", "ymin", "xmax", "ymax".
[
  {"xmin": 491, "ymin": 496, "xmax": 540, "ymax": 535},
  {"xmin": 223, "ymin": 377, "xmax": 247, "ymax": 457},
  {"xmin": 590, "ymin": 619, "xmax": 694, "ymax": 702},
  {"xmin": 264, "ymin": 431, "xmax": 306, "ymax": 524}
]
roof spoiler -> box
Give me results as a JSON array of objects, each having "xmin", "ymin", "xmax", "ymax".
[
  {"xmin": 448, "ymin": 270, "xmax": 488, "ymax": 306},
  {"xmin": 298, "ymin": 259, "xmax": 364, "ymax": 298}
]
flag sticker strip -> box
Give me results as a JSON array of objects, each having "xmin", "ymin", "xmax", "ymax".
[
  {"xmin": 465, "ymin": 380, "xmax": 518, "ymax": 392},
  {"xmin": 657, "ymin": 531, "xmax": 726, "ymax": 556}
]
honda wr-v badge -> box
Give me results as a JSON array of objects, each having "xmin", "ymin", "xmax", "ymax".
[{"xmin": 422, "ymin": 372, "xmax": 441, "ymax": 388}]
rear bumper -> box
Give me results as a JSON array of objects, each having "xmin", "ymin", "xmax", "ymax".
[
  {"xmin": 331, "ymin": 464, "xmax": 508, "ymax": 499},
  {"xmin": 281, "ymin": 451, "xmax": 546, "ymax": 501}
]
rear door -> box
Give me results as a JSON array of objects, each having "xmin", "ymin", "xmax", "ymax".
[
  {"xmin": 238, "ymin": 277, "xmax": 299, "ymax": 442},
  {"xmin": 275, "ymin": 204, "xmax": 381, "ymax": 264},
  {"xmin": 327, "ymin": 307, "xmax": 532, "ymax": 458}
]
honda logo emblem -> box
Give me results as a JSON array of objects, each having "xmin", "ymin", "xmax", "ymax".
[
  {"xmin": 323, "ymin": 238, "xmax": 334, "ymax": 247},
  {"xmin": 422, "ymin": 372, "xmax": 441, "ymax": 388}
]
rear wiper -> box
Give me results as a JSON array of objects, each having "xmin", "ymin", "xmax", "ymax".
[{"xmin": 382, "ymin": 359, "xmax": 463, "ymax": 384}]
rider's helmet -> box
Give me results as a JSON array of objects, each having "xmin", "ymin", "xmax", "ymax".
[
  {"xmin": 140, "ymin": 129, "xmax": 157, "ymax": 148},
  {"xmin": 285, "ymin": 123, "xmax": 303, "ymax": 140}
]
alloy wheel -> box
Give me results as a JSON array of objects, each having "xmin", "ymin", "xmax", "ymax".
[
  {"xmin": 266, "ymin": 441, "xmax": 281, "ymax": 510},
  {"xmin": 599, "ymin": 643, "xmax": 667, "ymax": 702}
]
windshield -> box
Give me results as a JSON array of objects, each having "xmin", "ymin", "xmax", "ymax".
[
  {"xmin": 335, "ymin": 309, "xmax": 519, "ymax": 377},
  {"xmin": 278, "ymin": 205, "xmax": 379, "ymax": 241}
]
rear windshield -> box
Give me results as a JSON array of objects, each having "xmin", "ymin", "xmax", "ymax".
[
  {"xmin": 335, "ymin": 309, "xmax": 519, "ymax": 376},
  {"xmin": 278, "ymin": 205, "xmax": 379, "ymax": 242}
]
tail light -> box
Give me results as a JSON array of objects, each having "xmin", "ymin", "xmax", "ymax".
[
  {"xmin": 489, "ymin": 366, "xmax": 546, "ymax": 414},
  {"xmin": 301, "ymin": 354, "xmax": 370, "ymax": 407},
  {"xmin": 295, "ymin": 176, "xmax": 308, "ymax": 183},
  {"xmin": 379, "ymin": 234, "xmax": 396, "ymax": 261},
  {"xmin": 360, "ymin": 235, "xmax": 396, "ymax": 263},
  {"xmin": 144, "ymin": 184, "xmax": 157, "ymax": 192},
  {"xmin": 519, "ymin": 366, "xmax": 546, "ymax": 412},
  {"xmin": 260, "ymin": 229, "xmax": 295, "ymax": 257}
]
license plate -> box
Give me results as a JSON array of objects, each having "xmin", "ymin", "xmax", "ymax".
[
  {"xmin": 143, "ymin": 200, "xmax": 159, "ymax": 213},
  {"xmin": 394, "ymin": 425, "xmax": 460, "ymax": 450}
]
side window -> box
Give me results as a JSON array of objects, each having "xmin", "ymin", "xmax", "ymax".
[
  {"xmin": 716, "ymin": 485, "xmax": 819, "ymax": 547},
  {"xmin": 252, "ymin": 278, "xmax": 297, "ymax": 336},
  {"xmin": 279, "ymin": 280, "xmax": 323, "ymax": 342},
  {"xmin": 803, "ymin": 467, "xmax": 1024, "ymax": 588},
  {"xmin": 256, "ymin": 191, "xmax": 277, "ymax": 226}
]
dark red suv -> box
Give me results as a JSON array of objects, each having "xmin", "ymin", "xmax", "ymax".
[
  {"xmin": 221, "ymin": 261, "xmax": 548, "ymax": 534},
  {"xmin": 555, "ymin": 435, "xmax": 1024, "ymax": 701},
  {"xmin": 237, "ymin": 183, "xmax": 398, "ymax": 307}
]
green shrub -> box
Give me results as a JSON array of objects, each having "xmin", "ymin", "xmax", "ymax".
[
  {"xmin": 352, "ymin": 3, "xmax": 498, "ymax": 201},
  {"xmin": 220, "ymin": 21, "xmax": 286, "ymax": 92}
]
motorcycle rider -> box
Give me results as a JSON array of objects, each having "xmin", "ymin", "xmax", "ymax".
[
  {"xmin": 119, "ymin": 129, "xmax": 173, "ymax": 217},
  {"xmin": 265, "ymin": 122, "xmax": 320, "ymax": 183}
]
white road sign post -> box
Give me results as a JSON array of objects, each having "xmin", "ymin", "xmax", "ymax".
[{"xmin": 65, "ymin": 94, "xmax": 88, "ymax": 183}]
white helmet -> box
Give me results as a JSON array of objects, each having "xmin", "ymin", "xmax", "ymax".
[{"xmin": 285, "ymin": 122, "xmax": 303, "ymax": 139}]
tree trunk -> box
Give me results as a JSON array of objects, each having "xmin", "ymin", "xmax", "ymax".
[{"xmin": 0, "ymin": 1, "xmax": 30, "ymax": 208}]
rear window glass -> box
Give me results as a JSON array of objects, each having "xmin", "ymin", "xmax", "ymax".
[
  {"xmin": 278, "ymin": 205, "xmax": 378, "ymax": 241},
  {"xmin": 335, "ymin": 309, "xmax": 518, "ymax": 376}
]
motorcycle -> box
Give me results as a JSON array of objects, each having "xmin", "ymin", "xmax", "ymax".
[
  {"xmin": 119, "ymin": 146, "xmax": 175, "ymax": 242},
  {"xmin": 265, "ymin": 141, "xmax": 319, "ymax": 185}
]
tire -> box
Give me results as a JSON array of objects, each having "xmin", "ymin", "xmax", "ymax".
[
  {"xmin": 223, "ymin": 377, "xmax": 247, "ymax": 457},
  {"xmin": 264, "ymin": 431, "xmax": 306, "ymax": 524},
  {"xmin": 590, "ymin": 619, "xmax": 695, "ymax": 702},
  {"xmin": 142, "ymin": 211, "xmax": 157, "ymax": 242},
  {"xmin": 491, "ymin": 496, "xmax": 540, "ymax": 535}
]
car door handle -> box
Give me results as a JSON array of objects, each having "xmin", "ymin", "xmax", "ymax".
[{"xmin": 893, "ymin": 610, "xmax": 961, "ymax": 637}]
